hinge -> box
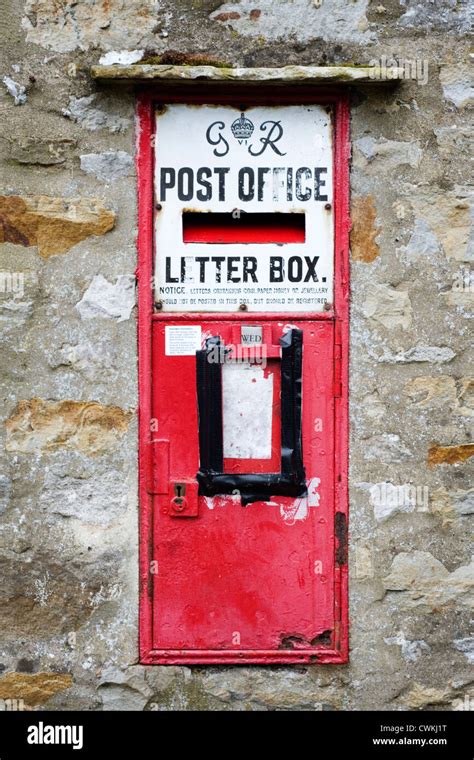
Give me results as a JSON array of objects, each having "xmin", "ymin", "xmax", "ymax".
[
  {"xmin": 333, "ymin": 320, "xmax": 343, "ymax": 398},
  {"xmin": 146, "ymin": 439, "xmax": 169, "ymax": 494}
]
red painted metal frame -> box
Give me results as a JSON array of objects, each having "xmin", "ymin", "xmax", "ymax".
[{"xmin": 137, "ymin": 87, "xmax": 350, "ymax": 665}]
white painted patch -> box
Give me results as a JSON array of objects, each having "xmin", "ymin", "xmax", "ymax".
[
  {"xmin": 165, "ymin": 325, "xmax": 202, "ymax": 356},
  {"xmin": 203, "ymin": 493, "xmax": 240, "ymax": 511},
  {"xmin": 2, "ymin": 76, "xmax": 26, "ymax": 105},
  {"xmin": 223, "ymin": 363, "xmax": 273, "ymax": 459},
  {"xmin": 75, "ymin": 275, "xmax": 135, "ymax": 322},
  {"xmin": 280, "ymin": 477, "xmax": 320, "ymax": 525},
  {"xmin": 202, "ymin": 478, "xmax": 321, "ymax": 523},
  {"xmin": 99, "ymin": 49, "xmax": 144, "ymax": 65}
]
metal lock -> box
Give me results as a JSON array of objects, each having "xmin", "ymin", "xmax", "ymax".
[
  {"xmin": 171, "ymin": 484, "xmax": 188, "ymax": 513},
  {"xmin": 169, "ymin": 482, "xmax": 199, "ymax": 518}
]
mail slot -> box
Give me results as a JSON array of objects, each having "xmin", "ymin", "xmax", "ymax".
[
  {"xmin": 182, "ymin": 211, "xmax": 306, "ymax": 244},
  {"xmin": 137, "ymin": 92, "xmax": 350, "ymax": 664}
]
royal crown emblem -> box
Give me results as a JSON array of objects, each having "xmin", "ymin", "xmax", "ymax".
[{"xmin": 231, "ymin": 113, "xmax": 254, "ymax": 141}]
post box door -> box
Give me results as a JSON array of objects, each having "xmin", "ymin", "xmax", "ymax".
[
  {"xmin": 150, "ymin": 317, "xmax": 337, "ymax": 658},
  {"xmin": 139, "ymin": 97, "xmax": 349, "ymax": 664}
]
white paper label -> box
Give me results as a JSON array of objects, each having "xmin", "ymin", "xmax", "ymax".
[
  {"xmin": 222, "ymin": 363, "xmax": 274, "ymax": 459},
  {"xmin": 165, "ymin": 325, "xmax": 201, "ymax": 356},
  {"xmin": 241, "ymin": 325, "xmax": 263, "ymax": 344}
]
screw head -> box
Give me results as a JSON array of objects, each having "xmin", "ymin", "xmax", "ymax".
[
  {"xmin": 325, "ymin": 203, "xmax": 332, "ymax": 211},
  {"xmin": 239, "ymin": 303, "xmax": 248, "ymax": 311}
]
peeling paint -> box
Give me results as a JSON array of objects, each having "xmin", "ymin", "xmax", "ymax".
[
  {"xmin": 279, "ymin": 477, "xmax": 320, "ymax": 525},
  {"xmin": 0, "ymin": 0, "xmax": 471, "ymax": 713},
  {"xmin": 202, "ymin": 478, "xmax": 320, "ymax": 525},
  {"xmin": 279, "ymin": 630, "xmax": 332, "ymax": 649}
]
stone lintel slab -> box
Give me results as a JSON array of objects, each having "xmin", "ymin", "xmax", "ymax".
[{"xmin": 91, "ymin": 64, "xmax": 406, "ymax": 86}]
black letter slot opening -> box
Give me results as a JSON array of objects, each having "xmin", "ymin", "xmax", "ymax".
[{"xmin": 183, "ymin": 212, "xmax": 306, "ymax": 244}]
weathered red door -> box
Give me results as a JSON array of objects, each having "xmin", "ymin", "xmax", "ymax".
[
  {"xmin": 138, "ymin": 95, "xmax": 350, "ymax": 664},
  {"xmin": 150, "ymin": 317, "xmax": 338, "ymax": 661}
]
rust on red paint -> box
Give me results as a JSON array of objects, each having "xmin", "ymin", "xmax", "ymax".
[
  {"xmin": 279, "ymin": 630, "xmax": 333, "ymax": 649},
  {"xmin": 335, "ymin": 512, "xmax": 348, "ymax": 566}
]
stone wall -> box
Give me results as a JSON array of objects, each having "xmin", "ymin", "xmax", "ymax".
[{"xmin": 0, "ymin": 0, "xmax": 472, "ymax": 711}]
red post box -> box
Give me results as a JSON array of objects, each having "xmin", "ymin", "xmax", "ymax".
[{"xmin": 137, "ymin": 89, "xmax": 350, "ymax": 664}]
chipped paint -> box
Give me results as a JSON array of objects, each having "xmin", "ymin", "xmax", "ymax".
[
  {"xmin": 279, "ymin": 629, "xmax": 332, "ymax": 649},
  {"xmin": 202, "ymin": 478, "xmax": 321, "ymax": 524},
  {"xmin": 280, "ymin": 477, "xmax": 320, "ymax": 525}
]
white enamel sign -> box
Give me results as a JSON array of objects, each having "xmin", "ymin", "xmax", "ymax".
[{"xmin": 154, "ymin": 104, "xmax": 334, "ymax": 312}]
